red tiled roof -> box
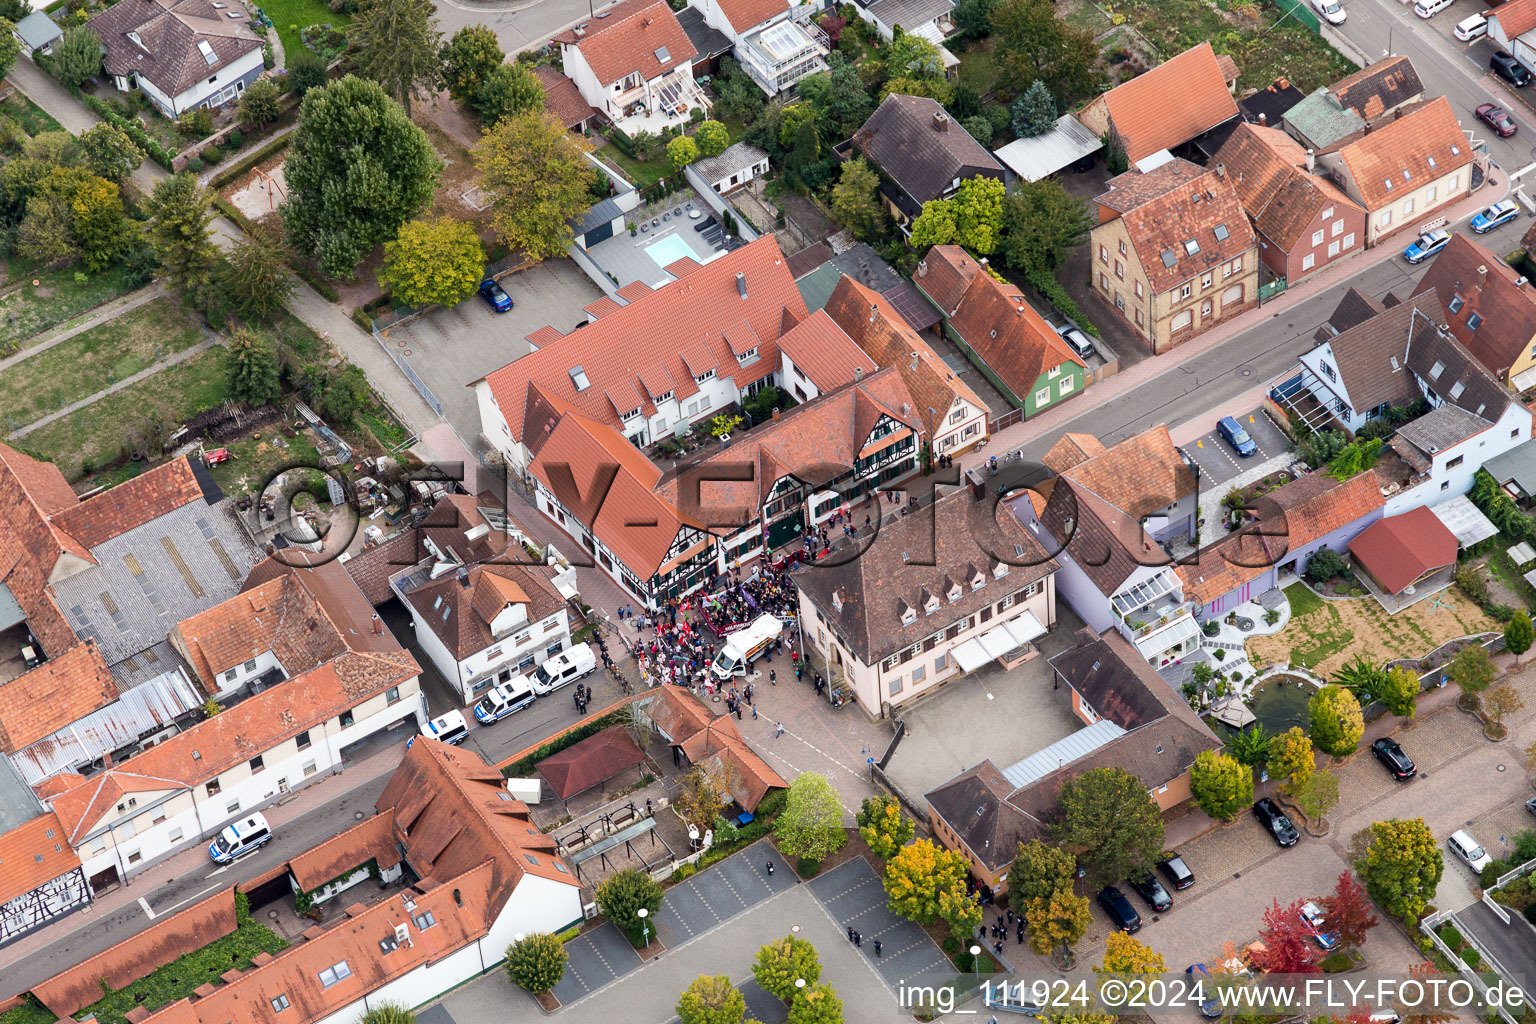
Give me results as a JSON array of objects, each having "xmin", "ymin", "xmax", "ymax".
[
  {"xmin": 531, "ymin": 64, "xmax": 599, "ymax": 129},
  {"xmin": 1059, "ymin": 425, "xmax": 1196, "ymax": 516},
  {"xmin": 0, "ymin": 442, "xmax": 88, "ymax": 659},
  {"xmin": 1098, "ymin": 158, "xmax": 1258, "ymax": 293},
  {"xmin": 584, "ymin": 295, "xmax": 623, "ymax": 319},
  {"xmin": 287, "ymin": 814, "xmax": 402, "ymax": 892},
  {"xmin": 567, "ymin": 0, "xmax": 695, "ymax": 86},
  {"xmin": 1042, "ymin": 433, "xmax": 1106, "ymax": 473},
  {"xmin": 536, "ymin": 725, "xmax": 646, "ymax": 799},
  {"xmin": 403, "ymin": 562, "xmax": 566, "ymax": 662},
  {"xmin": 0, "ymin": 812, "xmax": 80, "ymax": 907},
  {"xmin": 651, "ymin": 686, "xmax": 786, "ymax": 810},
  {"xmin": 1213, "ymin": 123, "xmax": 1364, "ymax": 251},
  {"xmin": 477, "ymin": 235, "xmax": 803, "ymax": 445},
  {"xmin": 0, "ymin": 441, "xmax": 79, "ymax": 515},
  {"xmin": 775, "ymin": 308, "xmax": 877, "ymax": 392},
  {"xmin": 1085, "ymin": 42, "xmax": 1239, "ymax": 164},
  {"xmin": 171, "ymin": 573, "xmax": 349, "ymax": 691},
  {"xmin": 51, "ymin": 458, "xmax": 203, "ymax": 550},
  {"xmin": 1415, "ymin": 233, "xmax": 1536, "ymax": 380},
  {"xmin": 1348, "ymin": 506, "xmax": 1459, "ymax": 594},
  {"xmin": 50, "ymin": 770, "xmax": 191, "ymax": 844},
  {"xmin": 0, "ymin": 641, "xmax": 119, "ymax": 753},
  {"xmin": 1493, "ymin": 0, "xmax": 1536, "ymax": 40},
  {"xmin": 1320, "ymin": 97, "xmax": 1471, "ymax": 211},
  {"xmin": 714, "ymin": 0, "xmax": 787, "ymax": 31},
  {"xmin": 914, "ymin": 245, "xmax": 986, "ymax": 316}
]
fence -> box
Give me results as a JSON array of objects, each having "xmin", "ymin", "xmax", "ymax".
[
  {"xmin": 988, "ymin": 408, "xmax": 1023, "ymax": 434},
  {"xmin": 1419, "ymin": 909, "xmax": 1523, "ymax": 1024},
  {"xmin": 369, "ymin": 325, "xmax": 442, "ymax": 417},
  {"xmin": 682, "ymin": 164, "xmax": 759, "ymax": 242}
]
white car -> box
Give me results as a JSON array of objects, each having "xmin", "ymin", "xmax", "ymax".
[
  {"xmin": 1448, "ymin": 829, "xmax": 1492, "ymax": 873},
  {"xmin": 1454, "ymin": 11, "xmax": 1489, "ymax": 39},
  {"xmin": 1312, "ymin": 0, "xmax": 1346, "ymax": 24}
]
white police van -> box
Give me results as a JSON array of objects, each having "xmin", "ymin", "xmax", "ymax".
[
  {"xmin": 410, "ymin": 709, "xmax": 469, "ymax": 747},
  {"xmin": 474, "ymin": 676, "xmax": 537, "ymax": 724},
  {"xmin": 209, "ymin": 813, "xmax": 273, "ymax": 863}
]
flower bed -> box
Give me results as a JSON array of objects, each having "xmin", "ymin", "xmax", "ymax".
[{"xmin": 299, "ymin": 23, "xmax": 346, "ymax": 61}]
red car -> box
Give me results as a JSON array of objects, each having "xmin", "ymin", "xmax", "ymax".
[
  {"xmin": 1477, "ymin": 102, "xmax": 1519, "ymax": 137},
  {"xmin": 202, "ymin": 448, "xmax": 232, "ymax": 466}
]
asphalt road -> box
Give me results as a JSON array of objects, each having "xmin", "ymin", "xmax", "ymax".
[{"xmin": 431, "ymin": 0, "xmax": 620, "ymax": 55}]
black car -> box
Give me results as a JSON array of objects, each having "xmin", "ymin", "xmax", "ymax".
[
  {"xmin": 1492, "ymin": 50, "xmax": 1533, "ymax": 87},
  {"xmin": 1097, "ymin": 885, "xmax": 1143, "ymax": 934},
  {"xmin": 1129, "ymin": 872, "xmax": 1173, "ymax": 912},
  {"xmin": 1158, "ymin": 853, "xmax": 1195, "ymax": 890},
  {"xmin": 1253, "ymin": 797, "xmax": 1300, "ymax": 847},
  {"xmin": 1372, "ymin": 737, "xmax": 1417, "ymax": 780}
]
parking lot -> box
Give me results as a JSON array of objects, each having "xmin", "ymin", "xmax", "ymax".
[
  {"xmin": 376, "ymin": 259, "xmax": 604, "ymax": 435},
  {"xmin": 1181, "ymin": 409, "xmax": 1290, "ymax": 487}
]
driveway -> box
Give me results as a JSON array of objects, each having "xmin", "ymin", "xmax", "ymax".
[
  {"xmin": 1452, "ymin": 900, "xmax": 1536, "ymax": 993},
  {"xmin": 1181, "ymin": 408, "xmax": 1291, "ymax": 488},
  {"xmin": 377, "ymin": 259, "xmax": 603, "ymax": 436}
]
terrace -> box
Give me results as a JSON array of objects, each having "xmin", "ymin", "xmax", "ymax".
[{"xmin": 583, "ymin": 186, "xmax": 745, "ymax": 289}]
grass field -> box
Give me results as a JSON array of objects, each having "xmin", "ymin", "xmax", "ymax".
[
  {"xmin": 0, "ymin": 264, "xmax": 135, "ymax": 354},
  {"xmin": 207, "ymin": 432, "xmax": 321, "ymax": 495},
  {"xmin": 257, "ymin": 0, "xmax": 351, "ymax": 70},
  {"xmin": 1118, "ymin": 0, "xmax": 1354, "ymax": 92},
  {"xmin": 0, "ymin": 298, "xmax": 204, "ymax": 428},
  {"xmin": 956, "ymin": 41, "xmax": 1000, "ymax": 97},
  {"xmin": 19, "ymin": 346, "xmax": 231, "ymax": 480},
  {"xmin": 2, "ymin": 94, "xmax": 62, "ymax": 137}
]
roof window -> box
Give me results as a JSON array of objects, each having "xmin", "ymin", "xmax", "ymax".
[
  {"xmin": 1213, "ymin": 223, "xmax": 1229, "ymax": 242},
  {"xmin": 1451, "ymin": 144, "xmax": 1462, "ymax": 156},
  {"xmin": 1427, "ymin": 156, "xmax": 1437, "ymax": 169},
  {"xmin": 1160, "ymin": 250, "xmax": 1177, "ymax": 268},
  {"xmin": 197, "ymin": 39, "xmax": 217, "ymax": 64},
  {"xmin": 654, "ymin": 45, "xmax": 670, "ymax": 62},
  {"xmin": 1402, "ymin": 169, "xmax": 1411, "ymax": 181},
  {"xmin": 318, "ymin": 961, "xmax": 352, "ymax": 988},
  {"xmin": 569, "ymin": 366, "xmax": 590, "ymax": 391},
  {"xmin": 1448, "ymin": 295, "xmax": 1464, "ymax": 314},
  {"xmin": 1183, "ymin": 239, "xmax": 1200, "ymax": 256},
  {"xmin": 1429, "ymin": 360, "xmax": 1445, "ymax": 380},
  {"xmin": 1449, "ymin": 381, "xmax": 1465, "ymax": 400},
  {"xmin": 1384, "ymin": 179, "xmax": 1394, "ymax": 191},
  {"xmin": 1468, "ymin": 312, "xmax": 1483, "ymax": 331}
]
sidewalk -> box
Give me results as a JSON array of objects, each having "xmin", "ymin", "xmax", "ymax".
[
  {"xmin": 960, "ymin": 173, "xmax": 1512, "ymax": 473},
  {"xmin": 0, "ymin": 282, "xmax": 169, "ymax": 374}
]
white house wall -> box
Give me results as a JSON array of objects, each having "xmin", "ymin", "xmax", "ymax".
[{"xmin": 1385, "ymin": 405, "xmax": 1533, "ymax": 515}]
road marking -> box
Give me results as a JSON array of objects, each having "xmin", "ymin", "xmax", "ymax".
[
  {"xmin": 138, "ymin": 897, "xmax": 155, "ymax": 921},
  {"xmin": 151, "ymin": 885, "xmax": 222, "ymax": 919},
  {"xmin": 206, "ymin": 865, "xmax": 229, "ymax": 878}
]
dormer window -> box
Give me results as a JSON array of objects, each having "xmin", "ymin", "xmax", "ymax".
[
  {"xmin": 947, "ymin": 582, "xmax": 962, "ymax": 601},
  {"xmin": 925, "ymin": 596, "xmax": 940, "ymax": 614},
  {"xmin": 695, "ymin": 369, "xmax": 716, "ymax": 383},
  {"xmin": 737, "ymin": 347, "xmax": 760, "ymax": 365},
  {"xmin": 622, "ymin": 406, "xmax": 642, "ymax": 420},
  {"xmin": 992, "ymin": 563, "xmax": 1008, "ymax": 579},
  {"xmin": 654, "ymin": 390, "xmax": 674, "ymax": 404},
  {"xmin": 900, "ymin": 604, "xmax": 917, "ymax": 625},
  {"xmin": 1429, "ymin": 360, "xmax": 1445, "ymax": 380},
  {"xmin": 971, "ymin": 574, "xmax": 985, "ymax": 590}
]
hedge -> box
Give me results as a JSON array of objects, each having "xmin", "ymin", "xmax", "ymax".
[
  {"xmin": 209, "ymin": 133, "xmax": 294, "ymax": 190},
  {"xmin": 1027, "ymin": 268, "xmax": 1101, "ymax": 338},
  {"xmin": 80, "ymin": 95, "xmax": 174, "ymax": 170}
]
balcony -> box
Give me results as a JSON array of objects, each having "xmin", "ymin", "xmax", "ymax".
[{"xmin": 1121, "ymin": 597, "xmax": 1192, "ymax": 639}]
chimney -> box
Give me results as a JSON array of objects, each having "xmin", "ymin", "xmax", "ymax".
[
  {"xmin": 1363, "ymin": 122, "xmax": 1373, "ymax": 135},
  {"xmin": 910, "ymin": 351, "xmax": 919, "ymax": 370},
  {"xmin": 643, "ymin": 17, "xmax": 652, "ymax": 25},
  {"xmin": 1216, "ymin": 162, "xmax": 1225, "ymax": 178},
  {"xmin": 371, "ymin": 613, "xmax": 383, "ymax": 635},
  {"xmin": 918, "ymin": 259, "xmax": 927, "ymax": 277},
  {"xmin": 1478, "ymin": 264, "xmax": 1488, "ymax": 290},
  {"xmin": 1305, "ymin": 149, "xmax": 1315, "ymax": 174},
  {"xmin": 771, "ymin": 408, "xmax": 781, "ymax": 421},
  {"xmin": 854, "ymin": 365, "xmax": 863, "ymax": 382},
  {"xmin": 736, "ymin": 272, "xmax": 746, "ymax": 299},
  {"xmin": 1257, "ymin": 112, "xmax": 1266, "ymax": 126},
  {"xmin": 869, "ymin": 303, "xmax": 877, "ymax": 323},
  {"xmin": 933, "ymin": 112, "xmax": 949, "ymax": 132}
]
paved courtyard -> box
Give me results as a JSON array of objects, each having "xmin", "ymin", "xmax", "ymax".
[
  {"xmin": 1179, "ymin": 406, "xmax": 1291, "ymax": 488},
  {"xmin": 808, "ymin": 858, "xmax": 961, "ymax": 984}
]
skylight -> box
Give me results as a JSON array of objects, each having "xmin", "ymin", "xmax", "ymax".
[
  {"xmin": 197, "ymin": 39, "xmax": 217, "ymax": 64},
  {"xmin": 1384, "ymin": 179, "xmax": 1394, "ymax": 191},
  {"xmin": 1451, "ymin": 144, "xmax": 1462, "ymax": 155},
  {"xmin": 1468, "ymin": 312, "xmax": 1483, "ymax": 331},
  {"xmin": 1402, "ymin": 169, "xmax": 1411, "ymax": 181},
  {"xmin": 1183, "ymin": 238, "xmax": 1200, "ymax": 255},
  {"xmin": 1427, "ymin": 156, "xmax": 1437, "ymax": 169},
  {"xmin": 1160, "ymin": 250, "xmax": 1177, "ymax": 268},
  {"xmin": 1429, "ymin": 360, "xmax": 1445, "ymax": 380},
  {"xmin": 1449, "ymin": 381, "xmax": 1465, "ymax": 400},
  {"xmin": 1213, "ymin": 223, "xmax": 1229, "ymax": 242},
  {"xmin": 569, "ymin": 366, "xmax": 591, "ymax": 391},
  {"xmin": 654, "ymin": 45, "xmax": 671, "ymax": 63}
]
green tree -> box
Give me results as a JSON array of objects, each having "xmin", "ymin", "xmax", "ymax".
[
  {"xmin": 909, "ymin": 198, "xmax": 957, "ymax": 248},
  {"xmin": 1227, "ymin": 723, "xmax": 1272, "ymax": 768},
  {"xmin": 78, "ymin": 122, "xmax": 144, "ymax": 183},
  {"xmin": 1268, "ymin": 726, "xmax": 1315, "ymax": 790},
  {"xmin": 1097, "ymin": 930, "xmax": 1166, "ymax": 974},
  {"xmin": 1005, "ymin": 840, "xmax": 1075, "ymax": 915},
  {"xmin": 360, "ymin": 1004, "xmax": 415, "ymax": 1024},
  {"xmin": 1358, "ymin": 818, "xmax": 1442, "ymax": 922},
  {"xmin": 1378, "ymin": 666, "xmax": 1420, "ymax": 719},
  {"xmin": 668, "ymin": 134, "xmax": 699, "ymax": 170},
  {"xmin": 1506, "ymin": 610, "xmax": 1534, "ymax": 666},
  {"xmin": 1291, "ymin": 769, "xmax": 1339, "ymax": 824},
  {"xmin": 475, "ymin": 110, "xmax": 596, "ymax": 262},
  {"xmin": 962, "ymin": 115, "xmax": 993, "ymax": 146},
  {"xmin": 829, "ymin": 157, "xmax": 884, "ymax": 242},
  {"xmin": 321, "ymin": 364, "xmax": 371, "ymax": 425},
  {"xmin": 51, "ymin": 26, "xmax": 102, "ymax": 89},
  {"xmin": 879, "ymin": 75, "xmax": 953, "ymax": 106},
  {"xmin": 677, "ymin": 975, "xmax": 746, "ymax": 1024},
  {"xmin": 855, "ymin": 794, "xmax": 913, "ymax": 860},
  {"xmin": 227, "ymin": 328, "xmax": 283, "ymax": 406},
  {"xmin": 1308, "ymin": 685, "xmax": 1364, "ymax": 757},
  {"xmin": 936, "ymin": 880, "xmax": 983, "ymax": 940},
  {"xmin": 776, "ymin": 772, "xmax": 846, "ymax": 864},
  {"xmin": 379, "ymin": 215, "xmax": 485, "ymax": 308},
  {"xmin": 751, "ymin": 936, "xmax": 821, "ymax": 999},
  {"xmin": 69, "ymin": 174, "xmax": 132, "ymax": 271},
  {"xmin": 473, "ymin": 62, "xmax": 544, "ymax": 125},
  {"xmin": 1001, "ymin": 177, "xmax": 1092, "ymax": 276},
  {"xmin": 953, "ymin": 0, "xmax": 1001, "ymax": 37},
  {"xmin": 787, "ymin": 983, "xmax": 843, "ymax": 1024},
  {"xmin": 442, "ymin": 24, "xmax": 503, "ymax": 102},
  {"xmin": 504, "ymin": 933, "xmax": 567, "ymax": 995},
  {"xmin": 1189, "ymin": 749, "xmax": 1252, "ymax": 822},
  {"xmin": 1486, "ymin": 682, "xmax": 1524, "ymax": 729},
  {"xmin": 144, "ymin": 172, "xmax": 217, "ymax": 295},
  {"xmin": 951, "ymin": 175, "xmax": 1005, "ymax": 254},
  {"xmin": 0, "ymin": 18, "xmax": 18, "ymax": 80},
  {"xmin": 16, "ymin": 186, "xmax": 77, "ymax": 267},
  {"xmin": 287, "ymin": 51, "xmax": 329, "ymax": 95},
  {"xmin": 886, "ymin": 32, "xmax": 945, "ymax": 82},
  {"xmin": 1050, "ymin": 766, "xmax": 1164, "ymax": 885},
  {"xmin": 283, "ymin": 75, "xmax": 442, "ymax": 278},
  {"xmin": 1024, "ymin": 889, "xmax": 1091, "ymax": 960},
  {"xmin": 1011, "ymin": 79, "xmax": 1057, "ymax": 137},
  {"xmin": 815, "ymin": 52, "xmax": 872, "ymax": 139},
  {"xmin": 238, "ymin": 79, "xmax": 283, "ymax": 128},
  {"xmin": 1449, "ymin": 644, "xmax": 1495, "ymax": 709},
  {"xmin": 883, "ymin": 838, "xmax": 969, "ymax": 925},
  {"xmin": 223, "ymin": 219, "xmax": 294, "ymax": 322},
  {"xmin": 595, "ymin": 868, "xmax": 664, "ymax": 946},
  {"xmin": 990, "ymin": 0, "xmax": 1100, "ymax": 102},
  {"xmin": 24, "ymin": 130, "xmax": 82, "ymax": 167},
  {"xmin": 784, "ymin": 115, "xmax": 821, "ymax": 184},
  {"xmin": 695, "ymin": 119, "xmax": 729, "ymax": 157},
  {"xmin": 347, "ymin": 0, "xmax": 443, "ymax": 115}
]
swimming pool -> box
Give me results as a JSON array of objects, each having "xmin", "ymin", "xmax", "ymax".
[{"xmin": 645, "ymin": 232, "xmax": 695, "ymax": 270}]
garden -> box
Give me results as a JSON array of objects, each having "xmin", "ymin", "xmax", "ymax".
[{"xmin": 0, "ymin": 263, "xmax": 137, "ymax": 356}]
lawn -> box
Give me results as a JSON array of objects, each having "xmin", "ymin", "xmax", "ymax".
[
  {"xmin": 256, "ymin": 0, "xmax": 351, "ymax": 71},
  {"xmin": 1116, "ymin": 0, "xmax": 1355, "ymax": 93},
  {"xmin": 0, "ymin": 264, "xmax": 135, "ymax": 355},
  {"xmin": 596, "ymin": 141, "xmax": 669, "ymax": 189},
  {"xmin": 1247, "ymin": 585, "xmax": 1496, "ymax": 677},
  {"xmin": 267, "ymin": 306, "xmax": 327, "ymax": 361},
  {"xmin": 18, "ymin": 346, "xmax": 231, "ymax": 480},
  {"xmin": 956, "ymin": 40, "xmax": 1001, "ymax": 97},
  {"xmin": 77, "ymin": 920, "xmax": 288, "ymax": 1024},
  {"xmin": 206, "ymin": 431, "xmax": 321, "ymax": 495},
  {"xmin": 2, "ymin": 94, "xmax": 62, "ymax": 137},
  {"xmin": 0, "ymin": 298, "xmax": 204, "ymax": 428}
]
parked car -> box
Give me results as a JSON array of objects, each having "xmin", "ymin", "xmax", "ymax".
[
  {"xmin": 1129, "ymin": 872, "xmax": 1173, "ymax": 912},
  {"xmin": 478, "ymin": 277, "xmax": 513, "ymax": 312},
  {"xmin": 473, "ymin": 676, "xmax": 537, "ymax": 724},
  {"xmin": 209, "ymin": 813, "xmax": 273, "ymax": 863},
  {"xmin": 1473, "ymin": 200, "xmax": 1521, "ymax": 234},
  {"xmin": 1455, "ymin": 11, "xmax": 1489, "ymax": 39},
  {"xmin": 1492, "ymin": 51, "xmax": 1533, "ymax": 87},
  {"xmin": 1098, "ymin": 886, "xmax": 1143, "ymax": 933},
  {"xmin": 1299, "ymin": 900, "xmax": 1341, "ymax": 950},
  {"xmin": 1526, "ymin": 795, "xmax": 1536, "ymax": 817},
  {"xmin": 1403, "ymin": 229, "xmax": 1451, "ymax": 264},
  {"xmin": 1415, "ymin": 0, "xmax": 1452, "ymax": 16},
  {"xmin": 1253, "ymin": 797, "xmax": 1300, "ymax": 847},
  {"xmin": 1217, "ymin": 416, "xmax": 1258, "ymax": 457},
  {"xmin": 1371, "ymin": 737, "xmax": 1417, "ymax": 780},
  {"xmin": 1187, "ymin": 965, "xmax": 1223, "ymax": 1019},
  {"xmin": 1056, "ymin": 322, "xmax": 1096, "ymax": 360},
  {"xmin": 1311, "ymin": 0, "xmax": 1346, "ymax": 22},
  {"xmin": 411, "ymin": 709, "xmax": 469, "ymax": 748},
  {"xmin": 1448, "ymin": 829, "xmax": 1492, "ymax": 873},
  {"xmin": 1475, "ymin": 103, "xmax": 1519, "ymax": 138},
  {"xmin": 1158, "ymin": 853, "xmax": 1196, "ymax": 890}
]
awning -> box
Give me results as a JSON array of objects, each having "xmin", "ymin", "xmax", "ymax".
[
  {"xmin": 1509, "ymin": 541, "xmax": 1536, "ymax": 566},
  {"xmin": 951, "ymin": 638, "xmax": 990, "ymax": 673},
  {"xmin": 1513, "ymin": 365, "xmax": 1536, "ymax": 393},
  {"xmin": 1133, "ymin": 614, "xmax": 1200, "ymax": 659},
  {"xmin": 1432, "ymin": 495, "xmax": 1498, "ymax": 548},
  {"xmin": 1004, "ymin": 611, "xmax": 1046, "ymax": 647},
  {"xmin": 979, "ymin": 626, "xmax": 1017, "ymax": 660}
]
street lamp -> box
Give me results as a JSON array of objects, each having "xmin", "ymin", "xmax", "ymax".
[
  {"xmin": 969, "ymin": 944, "xmax": 982, "ymax": 985},
  {"xmin": 637, "ymin": 907, "xmax": 650, "ymax": 948},
  {"xmin": 795, "ymin": 979, "xmax": 806, "ymax": 991},
  {"xmin": 513, "ymin": 932, "xmax": 525, "ymax": 945}
]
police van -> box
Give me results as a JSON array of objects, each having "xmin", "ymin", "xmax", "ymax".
[
  {"xmin": 411, "ymin": 709, "xmax": 469, "ymax": 747},
  {"xmin": 474, "ymin": 676, "xmax": 537, "ymax": 724},
  {"xmin": 209, "ymin": 813, "xmax": 273, "ymax": 863},
  {"xmin": 530, "ymin": 644, "xmax": 596, "ymax": 695}
]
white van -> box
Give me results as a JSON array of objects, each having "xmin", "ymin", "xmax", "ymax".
[
  {"xmin": 1454, "ymin": 11, "xmax": 1489, "ymax": 39},
  {"xmin": 710, "ymin": 614, "xmax": 783, "ymax": 680},
  {"xmin": 474, "ymin": 676, "xmax": 537, "ymax": 724},
  {"xmin": 209, "ymin": 813, "xmax": 273, "ymax": 863},
  {"xmin": 413, "ymin": 709, "xmax": 469, "ymax": 747},
  {"xmin": 1415, "ymin": 0, "xmax": 1452, "ymax": 17},
  {"xmin": 531, "ymin": 644, "xmax": 595, "ymax": 694},
  {"xmin": 1448, "ymin": 829, "xmax": 1492, "ymax": 872}
]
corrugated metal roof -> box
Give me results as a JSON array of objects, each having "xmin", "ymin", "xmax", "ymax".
[
  {"xmin": 993, "ymin": 115, "xmax": 1104, "ymax": 182},
  {"xmin": 1000, "ymin": 718, "xmax": 1125, "ymax": 790},
  {"xmin": 12, "ymin": 666, "xmax": 202, "ymax": 784}
]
